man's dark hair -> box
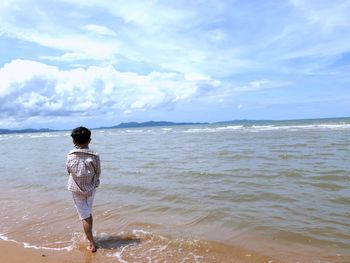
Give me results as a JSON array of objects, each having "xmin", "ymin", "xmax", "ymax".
[{"xmin": 71, "ymin": 126, "xmax": 91, "ymax": 145}]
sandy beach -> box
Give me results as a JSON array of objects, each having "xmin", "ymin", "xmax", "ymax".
[
  {"xmin": 0, "ymin": 240, "xmax": 119, "ymax": 263},
  {"xmin": 0, "ymin": 240, "xmax": 74, "ymax": 263},
  {"xmin": 2, "ymin": 239, "xmax": 350, "ymax": 263},
  {"xmin": 0, "ymin": 239, "xmax": 279, "ymax": 263}
]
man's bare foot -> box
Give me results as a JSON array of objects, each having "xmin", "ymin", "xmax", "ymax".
[{"xmin": 86, "ymin": 243, "xmax": 97, "ymax": 253}]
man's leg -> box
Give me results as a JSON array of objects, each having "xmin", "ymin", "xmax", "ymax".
[{"xmin": 82, "ymin": 215, "xmax": 97, "ymax": 252}]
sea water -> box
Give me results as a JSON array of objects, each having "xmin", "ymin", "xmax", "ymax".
[{"xmin": 0, "ymin": 118, "xmax": 349, "ymax": 262}]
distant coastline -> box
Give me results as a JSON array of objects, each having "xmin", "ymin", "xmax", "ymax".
[
  {"xmin": 1, "ymin": 117, "xmax": 349, "ymax": 135},
  {"xmin": 99, "ymin": 121, "xmax": 208, "ymax": 129},
  {"xmin": 0, "ymin": 128, "xmax": 56, "ymax": 135},
  {"xmin": 0, "ymin": 121, "xmax": 206, "ymax": 135}
]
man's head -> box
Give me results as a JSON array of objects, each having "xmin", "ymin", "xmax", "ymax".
[{"xmin": 71, "ymin": 126, "xmax": 91, "ymax": 146}]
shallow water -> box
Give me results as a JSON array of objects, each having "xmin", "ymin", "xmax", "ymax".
[{"xmin": 0, "ymin": 119, "xmax": 350, "ymax": 262}]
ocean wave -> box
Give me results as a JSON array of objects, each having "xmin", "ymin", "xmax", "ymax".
[
  {"xmin": 184, "ymin": 127, "xmax": 219, "ymax": 133},
  {"xmin": 251, "ymin": 124, "xmax": 350, "ymax": 131},
  {"xmin": 122, "ymin": 129, "xmax": 146, "ymax": 133},
  {"xmin": 183, "ymin": 123, "xmax": 350, "ymax": 133},
  {"xmin": 29, "ymin": 133, "xmax": 60, "ymax": 138},
  {"xmin": 105, "ymin": 229, "xmax": 207, "ymax": 263}
]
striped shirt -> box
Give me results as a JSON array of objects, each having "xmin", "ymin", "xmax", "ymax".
[{"xmin": 66, "ymin": 147, "xmax": 101, "ymax": 195}]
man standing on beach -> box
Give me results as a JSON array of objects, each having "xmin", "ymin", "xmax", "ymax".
[{"xmin": 66, "ymin": 126, "xmax": 101, "ymax": 252}]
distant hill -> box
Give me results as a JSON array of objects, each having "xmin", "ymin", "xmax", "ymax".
[
  {"xmin": 0, "ymin": 128, "xmax": 56, "ymax": 135},
  {"xmin": 102, "ymin": 121, "xmax": 208, "ymax": 129},
  {"xmin": 1, "ymin": 117, "xmax": 348, "ymax": 135},
  {"xmin": 0, "ymin": 121, "xmax": 206, "ymax": 134}
]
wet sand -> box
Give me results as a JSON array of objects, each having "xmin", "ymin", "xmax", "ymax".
[
  {"xmin": 0, "ymin": 240, "xmax": 118, "ymax": 263},
  {"xmin": 0, "ymin": 240, "xmax": 70, "ymax": 263},
  {"xmin": 1, "ymin": 236, "xmax": 349, "ymax": 262},
  {"xmin": 0, "ymin": 239, "xmax": 277, "ymax": 263}
]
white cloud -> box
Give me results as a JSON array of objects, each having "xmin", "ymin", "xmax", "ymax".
[
  {"xmin": 184, "ymin": 73, "xmax": 211, "ymax": 81},
  {"xmin": 0, "ymin": 0, "xmax": 256, "ymax": 76},
  {"xmin": 1, "ymin": 0, "xmax": 350, "ymax": 76},
  {"xmin": 270, "ymin": 1, "xmax": 350, "ymax": 65},
  {"xmin": 0, "ymin": 59, "xmax": 221, "ymax": 127},
  {"xmin": 290, "ymin": 0, "xmax": 350, "ymax": 30},
  {"xmin": 82, "ymin": 24, "xmax": 117, "ymax": 36},
  {"xmin": 40, "ymin": 52, "xmax": 90, "ymax": 62},
  {"xmin": 233, "ymin": 80, "xmax": 293, "ymax": 92},
  {"xmin": 209, "ymin": 29, "xmax": 227, "ymax": 43},
  {"xmin": 0, "ymin": 59, "xmax": 58, "ymax": 96},
  {"xmin": 1, "ymin": 1, "xmax": 349, "ymax": 126}
]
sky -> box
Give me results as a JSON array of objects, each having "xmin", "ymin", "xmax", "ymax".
[{"xmin": 0, "ymin": 0, "xmax": 349, "ymax": 129}]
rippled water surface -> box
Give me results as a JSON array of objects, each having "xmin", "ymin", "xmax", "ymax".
[{"xmin": 0, "ymin": 119, "xmax": 349, "ymax": 262}]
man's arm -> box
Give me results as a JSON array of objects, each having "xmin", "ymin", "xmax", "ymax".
[
  {"xmin": 95, "ymin": 155, "xmax": 101, "ymax": 178},
  {"xmin": 66, "ymin": 156, "xmax": 71, "ymax": 175}
]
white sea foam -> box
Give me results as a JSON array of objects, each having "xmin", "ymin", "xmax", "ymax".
[
  {"xmin": 105, "ymin": 229, "xmax": 206, "ymax": 262},
  {"xmin": 112, "ymin": 244, "xmax": 131, "ymax": 263},
  {"xmin": 180, "ymin": 252, "xmax": 204, "ymax": 263},
  {"xmin": 0, "ymin": 233, "xmax": 73, "ymax": 251},
  {"xmin": 123, "ymin": 129, "xmax": 145, "ymax": 133},
  {"xmin": 251, "ymin": 124, "xmax": 350, "ymax": 131},
  {"xmin": 29, "ymin": 133, "xmax": 60, "ymax": 138},
  {"xmin": 184, "ymin": 127, "xmax": 218, "ymax": 133},
  {"xmin": 183, "ymin": 123, "xmax": 350, "ymax": 133},
  {"xmin": 216, "ymin": 125, "xmax": 244, "ymax": 130},
  {"xmin": 0, "ymin": 233, "xmax": 9, "ymax": 241},
  {"xmin": 23, "ymin": 243, "xmax": 72, "ymax": 251},
  {"xmin": 131, "ymin": 229, "xmax": 155, "ymax": 237}
]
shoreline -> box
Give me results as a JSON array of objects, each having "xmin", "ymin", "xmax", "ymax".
[
  {"xmin": 1, "ymin": 235, "xmax": 349, "ymax": 262},
  {"xmin": 0, "ymin": 240, "xmax": 65, "ymax": 263},
  {"xmin": 0, "ymin": 238, "xmax": 276, "ymax": 263},
  {"xmin": 0, "ymin": 240, "xmax": 117, "ymax": 263}
]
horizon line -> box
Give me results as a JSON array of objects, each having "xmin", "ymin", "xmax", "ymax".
[{"xmin": 1, "ymin": 116, "xmax": 349, "ymax": 133}]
